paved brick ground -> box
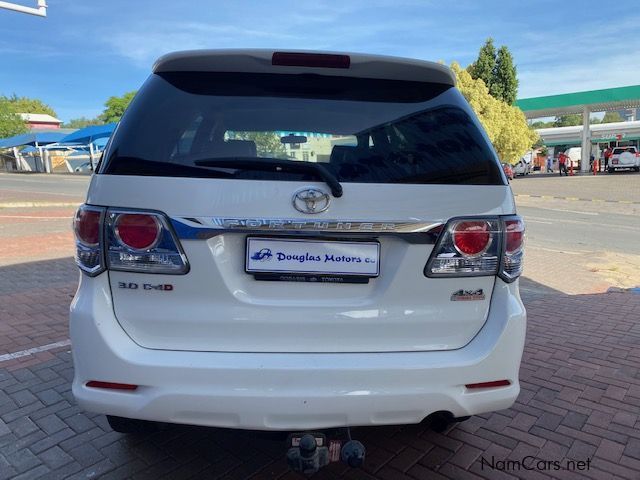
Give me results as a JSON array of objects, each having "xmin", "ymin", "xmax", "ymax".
[{"xmin": 1, "ymin": 257, "xmax": 640, "ymax": 479}]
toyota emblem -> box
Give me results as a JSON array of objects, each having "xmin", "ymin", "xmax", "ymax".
[{"xmin": 292, "ymin": 187, "xmax": 331, "ymax": 214}]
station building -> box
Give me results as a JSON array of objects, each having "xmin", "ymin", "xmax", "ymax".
[{"xmin": 517, "ymin": 85, "xmax": 640, "ymax": 171}]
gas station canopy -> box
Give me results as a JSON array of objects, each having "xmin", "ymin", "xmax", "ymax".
[
  {"xmin": 516, "ymin": 85, "xmax": 640, "ymax": 171},
  {"xmin": 516, "ymin": 85, "xmax": 640, "ymax": 119}
]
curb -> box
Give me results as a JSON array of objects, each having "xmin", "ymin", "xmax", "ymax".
[
  {"xmin": 515, "ymin": 194, "xmax": 640, "ymax": 205},
  {"xmin": 0, "ymin": 202, "xmax": 81, "ymax": 208}
]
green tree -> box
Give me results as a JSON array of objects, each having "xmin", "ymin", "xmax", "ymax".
[
  {"xmin": 491, "ymin": 46, "xmax": 518, "ymax": 104},
  {"xmin": 553, "ymin": 114, "xmax": 582, "ymax": 127},
  {"xmin": 2, "ymin": 94, "xmax": 57, "ymax": 117},
  {"xmin": 530, "ymin": 120, "xmax": 554, "ymax": 128},
  {"xmin": 468, "ymin": 39, "xmax": 518, "ymax": 105},
  {"xmin": 467, "ymin": 38, "xmax": 496, "ymax": 91},
  {"xmin": 0, "ymin": 97, "xmax": 28, "ymax": 138},
  {"xmin": 62, "ymin": 116, "xmax": 104, "ymax": 129},
  {"xmin": 452, "ymin": 63, "xmax": 537, "ymax": 164},
  {"xmin": 601, "ymin": 111, "xmax": 624, "ymax": 123},
  {"xmin": 99, "ymin": 91, "xmax": 137, "ymax": 123}
]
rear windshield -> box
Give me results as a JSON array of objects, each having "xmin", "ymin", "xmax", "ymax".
[
  {"xmin": 613, "ymin": 147, "xmax": 636, "ymax": 154},
  {"xmin": 101, "ymin": 72, "xmax": 504, "ymax": 185}
]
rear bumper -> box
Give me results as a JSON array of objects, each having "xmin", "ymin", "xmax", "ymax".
[{"xmin": 70, "ymin": 275, "xmax": 526, "ymax": 431}]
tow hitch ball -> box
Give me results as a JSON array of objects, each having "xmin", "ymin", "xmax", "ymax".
[{"xmin": 286, "ymin": 431, "xmax": 365, "ymax": 475}]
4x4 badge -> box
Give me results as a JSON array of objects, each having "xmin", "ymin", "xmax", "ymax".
[
  {"xmin": 450, "ymin": 289, "xmax": 485, "ymax": 301},
  {"xmin": 292, "ymin": 188, "xmax": 331, "ymax": 214}
]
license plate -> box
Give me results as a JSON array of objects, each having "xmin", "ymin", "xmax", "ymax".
[{"xmin": 246, "ymin": 237, "xmax": 380, "ymax": 277}]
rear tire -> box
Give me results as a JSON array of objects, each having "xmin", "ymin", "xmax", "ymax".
[
  {"xmin": 608, "ymin": 167, "xmax": 614, "ymax": 174},
  {"xmin": 107, "ymin": 415, "xmax": 161, "ymax": 434},
  {"xmin": 634, "ymin": 167, "xmax": 639, "ymax": 172}
]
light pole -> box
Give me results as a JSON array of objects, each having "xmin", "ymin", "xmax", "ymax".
[{"xmin": 0, "ymin": 0, "xmax": 47, "ymax": 17}]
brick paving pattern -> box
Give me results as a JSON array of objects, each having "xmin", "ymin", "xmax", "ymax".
[{"xmin": 1, "ymin": 258, "xmax": 640, "ymax": 479}]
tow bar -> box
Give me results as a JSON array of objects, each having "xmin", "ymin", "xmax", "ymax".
[{"xmin": 286, "ymin": 428, "xmax": 365, "ymax": 475}]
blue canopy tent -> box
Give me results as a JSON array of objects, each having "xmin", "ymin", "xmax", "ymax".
[
  {"xmin": 0, "ymin": 131, "xmax": 70, "ymax": 172},
  {"xmin": 0, "ymin": 131, "xmax": 68, "ymax": 149},
  {"xmin": 57, "ymin": 124, "xmax": 116, "ymax": 171},
  {"xmin": 57, "ymin": 123, "xmax": 116, "ymax": 145}
]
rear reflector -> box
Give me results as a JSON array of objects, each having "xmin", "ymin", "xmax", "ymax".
[
  {"xmin": 465, "ymin": 380, "xmax": 511, "ymax": 389},
  {"xmin": 86, "ymin": 381, "xmax": 138, "ymax": 391},
  {"xmin": 272, "ymin": 52, "xmax": 350, "ymax": 69}
]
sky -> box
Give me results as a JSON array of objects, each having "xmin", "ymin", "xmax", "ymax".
[{"xmin": 1, "ymin": 0, "xmax": 639, "ymax": 122}]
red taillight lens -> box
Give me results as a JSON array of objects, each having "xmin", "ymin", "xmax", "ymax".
[
  {"xmin": 272, "ymin": 52, "xmax": 350, "ymax": 69},
  {"xmin": 115, "ymin": 214, "xmax": 160, "ymax": 250},
  {"xmin": 465, "ymin": 380, "xmax": 511, "ymax": 389},
  {"xmin": 452, "ymin": 221, "xmax": 491, "ymax": 256},
  {"xmin": 86, "ymin": 381, "xmax": 138, "ymax": 391},
  {"xmin": 74, "ymin": 208, "xmax": 101, "ymax": 246},
  {"xmin": 505, "ymin": 219, "xmax": 524, "ymax": 254}
]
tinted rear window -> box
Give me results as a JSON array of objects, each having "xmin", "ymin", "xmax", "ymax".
[
  {"xmin": 101, "ymin": 72, "xmax": 504, "ymax": 185},
  {"xmin": 613, "ymin": 147, "xmax": 636, "ymax": 154}
]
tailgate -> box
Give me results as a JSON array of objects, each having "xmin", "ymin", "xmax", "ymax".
[{"xmin": 91, "ymin": 175, "xmax": 515, "ymax": 353}]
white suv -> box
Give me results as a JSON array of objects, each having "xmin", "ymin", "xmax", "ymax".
[
  {"xmin": 609, "ymin": 146, "xmax": 640, "ymax": 173},
  {"xmin": 70, "ymin": 50, "xmax": 526, "ymax": 442}
]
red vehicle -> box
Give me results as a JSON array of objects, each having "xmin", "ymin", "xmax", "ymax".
[{"xmin": 502, "ymin": 163, "xmax": 514, "ymax": 181}]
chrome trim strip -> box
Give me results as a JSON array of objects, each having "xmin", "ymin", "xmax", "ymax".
[{"xmin": 171, "ymin": 217, "xmax": 443, "ymax": 241}]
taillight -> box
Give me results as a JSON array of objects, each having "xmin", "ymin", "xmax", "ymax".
[
  {"xmin": 106, "ymin": 209, "xmax": 189, "ymax": 274},
  {"xmin": 501, "ymin": 217, "xmax": 525, "ymax": 281},
  {"xmin": 114, "ymin": 214, "xmax": 160, "ymax": 250},
  {"xmin": 74, "ymin": 208, "xmax": 101, "ymax": 246},
  {"xmin": 505, "ymin": 219, "xmax": 524, "ymax": 254},
  {"xmin": 424, "ymin": 216, "xmax": 524, "ymax": 282},
  {"xmin": 73, "ymin": 206, "xmax": 189, "ymax": 276},
  {"xmin": 73, "ymin": 204, "xmax": 106, "ymax": 276},
  {"xmin": 452, "ymin": 221, "xmax": 491, "ymax": 257}
]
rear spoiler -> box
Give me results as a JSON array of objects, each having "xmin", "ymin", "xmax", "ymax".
[{"xmin": 153, "ymin": 49, "xmax": 455, "ymax": 87}]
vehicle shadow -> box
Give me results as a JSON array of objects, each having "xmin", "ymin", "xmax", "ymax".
[{"xmin": 2, "ymin": 261, "xmax": 639, "ymax": 479}]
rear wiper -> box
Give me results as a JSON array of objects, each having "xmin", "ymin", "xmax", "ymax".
[{"xmin": 194, "ymin": 157, "xmax": 343, "ymax": 197}]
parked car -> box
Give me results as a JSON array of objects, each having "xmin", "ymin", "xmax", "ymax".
[
  {"xmin": 502, "ymin": 162, "xmax": 515, "ymax": 180},
  {"xmin": 608, "ymin": 146, "xmax": 640, "ymax": 173},
  {"xmin": 513, "ymin": 158, "xmax": 531, "ymax": 176},
  {"xmin": 73, "ymin": 161, "xmax": 93, "ymax": 173},
  {"xmin": 70, "ymin": 50, "xmax": 526, "ymax": 472}
]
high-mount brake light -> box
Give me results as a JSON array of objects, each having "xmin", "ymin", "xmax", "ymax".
[
  {"xmin": 114, "ymin": 213, "xmax": 161, "ymax": 251},
  {"xmin": 425, "ymin": 216, "xmax": 525, "ymax": 282},
  {"xmin": 73, "ymin": 205, "xmax": 106, "ymax": 276},
  {"xmin": 272, "ymin": 52, "xmax": 351, "ymax": 69}
]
